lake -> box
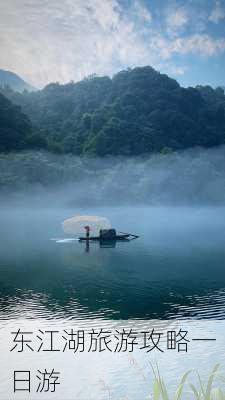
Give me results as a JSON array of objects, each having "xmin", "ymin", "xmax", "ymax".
[
  {"xmin": 1, "ymin": 206, "xmax": 225, "ymax": 320},
  {"xmin": 0, "ymin": 206, "xmax": 225, "ymax": 399}
]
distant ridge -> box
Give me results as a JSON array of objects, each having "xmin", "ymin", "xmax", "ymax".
[{"xmin": 0, "ymin": 69, "xmax": 36, "ymax": 92}]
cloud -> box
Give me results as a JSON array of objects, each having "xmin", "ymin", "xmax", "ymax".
[
  {"xmin": 133, "ymin": 0, "xmax": 152, "ymax": 23},
  {"xmin": 151, "ymin": 33, "xmax": 225, "ymax": 59},
  {"xmin": 171, "ymin": 34, "xmax": 225, "ymax": 57},
  {"xmin": 166, "ymin": 64, "xmax": 186, "ymax": 76},
  {"xmin": 209, "ymin": 1, "xmax": 225, "ymax": 23},
  {"xmin": 0, "ymin": 0, "xmax": 225, "ymax": 88},
  {"xmin": 0, "ymin": 0, "xmax": 156, "ymax": 87},
  {"xmin": 166, "ymin": 7, "xmax": 188, "ymax": 33}
]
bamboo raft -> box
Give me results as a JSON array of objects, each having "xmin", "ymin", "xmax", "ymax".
[{"xmin": 79, "ymin": 229, "xmax": 138, "ymax": 242}]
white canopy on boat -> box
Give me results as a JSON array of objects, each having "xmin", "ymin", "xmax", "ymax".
[{"xmin": 62, "ymin": 215, "xmax": 111, "ymax": 235}]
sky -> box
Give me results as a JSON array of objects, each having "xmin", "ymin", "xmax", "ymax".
[{"xmin": 0, "ymin": 0, "xmax": 224, "ymax": 89}]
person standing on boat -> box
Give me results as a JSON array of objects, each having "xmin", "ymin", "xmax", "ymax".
[{"xmin": 84, "ymin": 225, "xmax": 90, "ymax": 239}]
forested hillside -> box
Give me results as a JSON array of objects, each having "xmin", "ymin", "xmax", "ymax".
[
  {"xmin": 0, "ymin": 92, "xmax": 46, "ymax": 152},
  {"xmin": 0, "ymin": 93, "xmax": 32, "ymax": 152},
  {"xmin": 1, "ymin": 66, "xmax": 225, "ymax": 156}
]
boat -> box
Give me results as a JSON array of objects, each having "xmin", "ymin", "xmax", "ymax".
[
  {"xmin": 79, "ymin": 233, "xmax": 131, "ymax": 241},
  {"xmin": 62, "ymin": 217, "xmax": 139, "ymax": 243},
  {"xmin": 79, "ymin": 228, "xmax": 138, "ymax": 242}
]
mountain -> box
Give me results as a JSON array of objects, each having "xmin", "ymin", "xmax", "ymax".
[
  {"xmin": 1, "ymin": 66, "xmax": 225, "ymax": 156},
  {"xmin": 0, "ymin": 69, "xmax": 35, "ymax": 92}
]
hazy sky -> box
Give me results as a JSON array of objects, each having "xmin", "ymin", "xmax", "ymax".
[{"xmin": 0, "ymin": 0, "xmax": 225, "ymax": 88}]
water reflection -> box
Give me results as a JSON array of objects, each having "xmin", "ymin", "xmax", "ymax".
[{"xmin": 0, "ymin": 207, "xmax": 225, "ymax": 320}]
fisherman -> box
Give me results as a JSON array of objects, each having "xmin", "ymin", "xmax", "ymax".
[{"xmin": 84, "ymin": 225, "xmax": 90, "ymax": 239}]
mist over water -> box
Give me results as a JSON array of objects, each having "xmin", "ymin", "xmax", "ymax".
[
  {"xmin": 0, "ymin": 146, "xmax": 225, "ymax": 318},
  {"xmin": 1, "ymin": 148, "xmax": 225, "ymax": 398},
  {"xmin": 1, "ymin": 145, "xmax": 225, "ymax": 208}
]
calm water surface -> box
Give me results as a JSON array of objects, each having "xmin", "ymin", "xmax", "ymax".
[
  {"xmin": 1, "ymin": 206, "xmax": 225, "ymax": 399},
  {"xmin": 1, "ymin": 206, "xmax": 225, "ymax": 320}
]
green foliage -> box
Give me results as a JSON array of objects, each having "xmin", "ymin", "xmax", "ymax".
[
  {"xmin": 0, "ymin": 93, "xmax": 31, "ymax": 152},
  {"xmin": 0, "ymin": 92, "xmax": 47, "ymax": 152},
  {"xmin": 151, "ymin": 364, "xmax": 225, "ymax": 400},
  {"xmin": 1, "ymin": 66, "xmax": 225, "ymax": 156}
]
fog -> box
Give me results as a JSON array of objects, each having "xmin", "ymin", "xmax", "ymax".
[
  {"xmin": 1, "ymin": 146, "xmax": 225, "ymax": 321},
  {"xmin": 1, "ymin": 145, "xmax": 225, "ymax": 208}
]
